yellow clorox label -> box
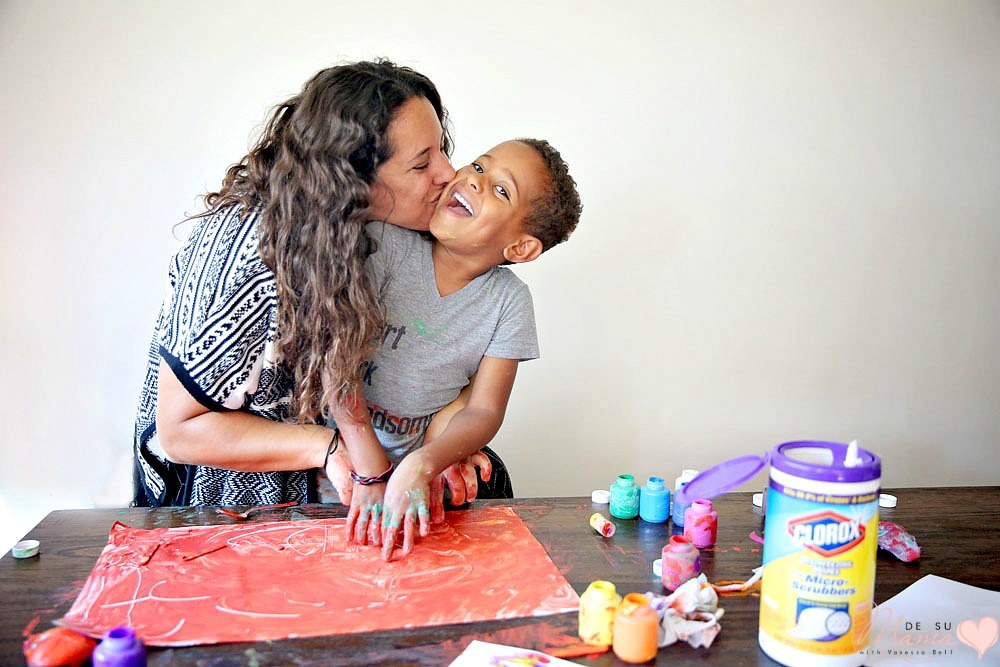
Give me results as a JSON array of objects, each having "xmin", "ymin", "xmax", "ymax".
[{"xmin": 760, "ymin": 481, "xmax": 879, "ymax": 657}]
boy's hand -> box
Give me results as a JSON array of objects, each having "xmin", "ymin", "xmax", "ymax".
[
  {"xmin": 346, "ymin": 483, "xmax": 386, "ymax": 547},
  {"xmin": 380, "ymin": 453, "xmax": 433, "ymax": 561}
]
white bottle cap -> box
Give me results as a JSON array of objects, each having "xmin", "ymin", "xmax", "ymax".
[
  {"xmin": 652, "ymin": 558, "xmax": 663, "ymax": 577},
  {"xmin": 591, "ymin": 489, "xmax": 610, "ymax": 504},
  {"xmin": 675, "ymin": 468, "xmax": 700, "ymax": 488},
  {"xmin": 12, "ymin": 539, "xmax": 40, "ymax": 559},
  {"xmin": 879, "ymin": 493, "xmax": 897, "ymax": 508}
]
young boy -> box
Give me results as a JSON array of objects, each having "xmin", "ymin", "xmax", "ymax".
[{"xmin": 336, "ymin": 138, "xmax": 582, "ymax": 559}]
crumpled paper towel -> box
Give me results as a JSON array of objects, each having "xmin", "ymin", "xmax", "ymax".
[{"xmin": 646, "ymin": 574, "xmax": 725, "ymax": 649}]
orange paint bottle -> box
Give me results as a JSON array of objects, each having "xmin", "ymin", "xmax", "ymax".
[{"xmin": 612, "ymin": 593, "xmax": 659, "ymax": 663}]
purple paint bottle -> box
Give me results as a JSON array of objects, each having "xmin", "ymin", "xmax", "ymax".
[
  {"xmin": 683, "ymin": 499, "xmax": 718, "ymax": 548},
  {"xmin": 660, "ymin": 535, "xmax": 700, "ymax": 590},
  {"xmin": 92, "ymin": 627, "xmax": 146, "ymax": 667}
]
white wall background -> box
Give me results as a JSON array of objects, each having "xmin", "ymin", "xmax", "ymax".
[{"xmin": 2, "ymin": 1, "xmax": 998, "ymax": 554}]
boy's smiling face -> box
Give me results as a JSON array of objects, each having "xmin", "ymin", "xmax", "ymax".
[{"xmin": 430, "ymin": 140, "xmax": 547, "ymax": 264}]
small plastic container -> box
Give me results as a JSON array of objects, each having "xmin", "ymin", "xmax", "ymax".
[
  {"xmin": 578, "ymin": 580, "xmax": 621, "ymax": 647},
  {"xmin": 639, "ymin": 476, "xmax": 670, "ymax": 523},
  {"xmin": 609, "ymin": 474, "xmax": 640, "ymax": 519},
  {"xmin": 683, "ymin": 498, "xmax": 718, "ymax": 548},
  {"xmin": 661, "ymin": 535, "xmax": 700, "ymax": 590},
  {"xmin": 589, "ymin": 512, "xmax": 616, "ymax": 537},
  {"xmin": 92, "ymin": 626, "xmax": 146, "ymax": 667},
  {"xmin": 612, "ymin": 593, "xmax": 659, "ymax": 663},
  {"xmin": 672, "ymin": 469, "xmax": 699, "ymax": 526}
]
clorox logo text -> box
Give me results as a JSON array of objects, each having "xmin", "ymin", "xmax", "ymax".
[{"xmin": 787, "ymin": 511, "xmax": 865, "ymax": 557}]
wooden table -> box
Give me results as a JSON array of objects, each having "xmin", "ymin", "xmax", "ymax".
[{"xmin": 3, "ymin": 487, "xmax": 998, "ymax": 665}]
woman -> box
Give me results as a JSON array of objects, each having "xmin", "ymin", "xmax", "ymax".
[{"xmin": 133, "ymin": 60, "xmax": 509, "ymax": 516}]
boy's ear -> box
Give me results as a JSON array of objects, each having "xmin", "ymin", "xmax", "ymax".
[{"xmin": 502, "ymin": 235, "xmax": 543, "ymax": 264}]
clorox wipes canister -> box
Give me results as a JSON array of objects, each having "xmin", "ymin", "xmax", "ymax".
[{"xmin": 675, "ymin": 440, "xmax": 881, "ymax": 667}]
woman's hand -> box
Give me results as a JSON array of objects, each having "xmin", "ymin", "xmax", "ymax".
[
  {"xmin": 345, "ymin": 482, "xmax": 386, "ymax": 547},
  {"xmin": 428, "ymin": 450, "xmax": 493, "ymax": 522},
  {"xmin": 380, "ymin": 452, "xmax": 434, "ymax": 561},
  {"xmin": 323, "ymin": 443, "xmax": 354, "ymax": 506},
  {"xmin": 442, "ymin": 450, "xmax": 493, "ymax": 505}
]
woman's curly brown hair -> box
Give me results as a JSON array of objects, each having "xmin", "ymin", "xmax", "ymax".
[{"xmin": 197, "ymin": 59, "xmax": 451, "ymax": 424}]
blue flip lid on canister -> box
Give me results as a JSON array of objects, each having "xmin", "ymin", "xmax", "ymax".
[{"xmin": 675, "ymin": 440, "xmax": 882, "ymax": 505}]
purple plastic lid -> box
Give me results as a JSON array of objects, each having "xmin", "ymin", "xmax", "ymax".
[
  {"xmin": 674, "ymin": 454, "xmax": 767, "ymax": 505},
  {"xmin": 676, "ymin": 440, "xmax": 881, "ymax": 503},
  {"xmin": 771, "ymin": 440, "xmax": 880, "ymax": 482}
]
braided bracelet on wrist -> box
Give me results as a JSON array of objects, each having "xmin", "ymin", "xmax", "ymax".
[{"xmin": 350, "ymin": 461, "xmax": 395, "ymax": 486}]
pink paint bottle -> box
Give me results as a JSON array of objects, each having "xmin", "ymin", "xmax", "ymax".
[
  {"xmin": 683, "ymin": 499, "xmax": 718, "ymax": 548},
  {"xmin": 612, "ymin": 593, "xmax": 659, "ymax": 663},
  {"xmin": 661, "ymin": 535, "xmax": 700, "ymax": 590}
]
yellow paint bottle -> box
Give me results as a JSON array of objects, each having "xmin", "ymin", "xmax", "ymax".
[{"xmin": 578, "ymin": 580, "xmax": 621, "ymax": 646}]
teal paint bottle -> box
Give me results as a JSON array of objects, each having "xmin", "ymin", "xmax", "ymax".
[{"xmin": 609, "ymin": 474, "xmax": 640, "ymax": 519}]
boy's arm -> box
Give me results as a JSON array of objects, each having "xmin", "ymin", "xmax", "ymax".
[
  {"xmin": 380, "ymin": 356, "xmax": 518, "ymax": 559},
  {"xmin": 423, "ymin": 381, "xmax": 495, "ymax": 518}
]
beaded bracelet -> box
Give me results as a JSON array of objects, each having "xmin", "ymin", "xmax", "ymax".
[
  {"xmin": 322, "ymin": 428, "xmax": 340, "ymax": 470},
  {"xmin": 350, "ymin": 461, "xmax": 395, "ymax": 486}
]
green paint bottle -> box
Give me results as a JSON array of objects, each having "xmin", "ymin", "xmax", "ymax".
[{"xmin": 609, "ymin": 474, "xmax": 640, "ymax": 519}]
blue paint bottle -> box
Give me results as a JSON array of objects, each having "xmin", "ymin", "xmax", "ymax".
[
  {"xmin": 639, "ymin": 476, "xmax": 670, "ymax": 523},
  {"xmin": 672, "ymin": 469, "xmax": 699, "ymax": 527}
]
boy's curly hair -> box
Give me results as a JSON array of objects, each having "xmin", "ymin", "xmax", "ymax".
[{"xmin": 516, "ymin": 138, "xmax": 582, "ymax": 253}]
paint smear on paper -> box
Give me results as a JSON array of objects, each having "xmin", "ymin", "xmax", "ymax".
[{"xmin": 57, "ymin": 507, "xmax": 579, "ymax": 647}]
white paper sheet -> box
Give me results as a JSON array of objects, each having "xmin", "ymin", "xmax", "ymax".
[
  {"xmin": 864, "ymin": 574, "xmax": 999, "ymax": 666},
  {"xmin": 448, "ymin": 640, "xmax": 584, "ymax": 666}
]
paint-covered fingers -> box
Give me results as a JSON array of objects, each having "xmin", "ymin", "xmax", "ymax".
[
  {"xmin": 429, "ymin": 474, "xmax": 446, "ymax": 524},
  {"xmin": 441, "ymin": 450, "xmax": 491, "ymax": 506},
  {"xmin": 398, "ymin": 504, "xmax": 430, "ymax": 558},
  {"xmin": 401, "ymin": 510, "xmax": 417, "ymax": 556},
  {"xmin": 458, "ymin": 459, "xmax": 479, "ymax": 503},
  {"xmin": 355, "ymin": 507, "xmax": 371, "ymax": 545},
  {"xmin": 441, "ymin": 465, "xmax": 467, "ymax": 506},
  {"xmin": 381, "ymin": 489, "xmax": 431, "ymax": 561},
  {"xmin": 367, "ymin": 504, "xmax": 383, "ymax": 546},
  {"xmin": 416, "ymin": 498, "xmax": 431, "ymax": 537},
  {"xmin": 469, "ymin": 450, "xmax": 492, "ymax": 483},
  {"xmin": 354, "ymin": 505, "xmax": 383, "ymax": 546},
  {"xmin": 345, "ymin": 504, "xmax": 361, "ymax": 543},
  {"xmin": 380, "ymin": 515, "xmax": 401, "ymax": 561},
  {"xmin": 347, "ymin": 486, "xmax": 386, "ymax": 545}
]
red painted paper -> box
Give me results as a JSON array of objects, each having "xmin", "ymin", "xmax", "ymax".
[{"xmin": 58, "ymin": 507, "xmax": 579, "ymax": 646}]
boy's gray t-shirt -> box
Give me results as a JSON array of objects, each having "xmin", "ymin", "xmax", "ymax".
[{"xmin": 361, "ymin": 221, "xmax": 539, "ymax": 461}]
